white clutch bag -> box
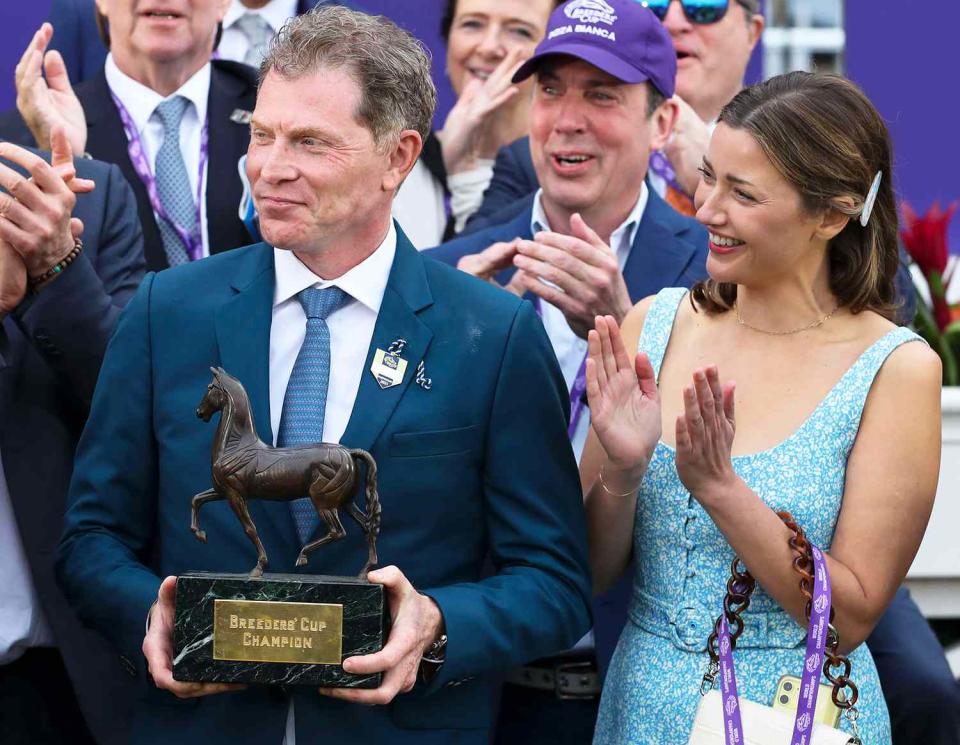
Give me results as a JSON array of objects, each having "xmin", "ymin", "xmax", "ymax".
[{"xmin": 688, "ymin": 690, "xmax": 853, "ymax": 745}]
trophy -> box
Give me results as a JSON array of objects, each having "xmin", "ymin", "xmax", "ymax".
[{"xmin": 172, "ymin": 368, "xmax": 387, "ymax": 688}]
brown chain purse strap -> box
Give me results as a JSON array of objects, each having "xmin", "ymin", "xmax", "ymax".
[{"xmin": 703, "ymin": 511, "xmax": 860, "ymax": 714}]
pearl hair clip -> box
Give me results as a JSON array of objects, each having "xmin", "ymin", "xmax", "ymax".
[{"xmin": 859, "ymin": 170, "xmax": 883, "ymax": 227}]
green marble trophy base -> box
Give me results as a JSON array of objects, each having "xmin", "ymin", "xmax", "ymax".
[{"xmin": 172, "ymin": 572, "xmax": 387, "ymax": 687}]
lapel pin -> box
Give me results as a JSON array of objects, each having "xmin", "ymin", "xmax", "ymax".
[
  {"xmin": 370, "ymin": 338, "xmax": 409, "ymax": 390},
  {"xmin": 414, "ymin": 360, "xmax": 432, "ymax": 391},
  {"xmin": 230, "ymin": 109, "xmax": 253, "ymax": 125}
]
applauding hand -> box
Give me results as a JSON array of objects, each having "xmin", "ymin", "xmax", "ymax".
[
  {"xmin": 514, "ymin": 214, "xmax": 633, "ymax": 339},
  {"xmin": 675, "ymin": 366, "xmax": 738, "ymax": 503},
  {"xmin": 586, "ymin": 315, "xmax": 661, "ymax": 478},
  {"xmin": 438, "ymin": 47, "xmax": 526, "ymax": 174},
  {"xmin": 15, "ymin": 23, "xmax": 87, "ymax": 156}
]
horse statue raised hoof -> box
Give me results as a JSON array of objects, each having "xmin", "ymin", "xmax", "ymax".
[{"xmin": 191, "ymin": 367, "xmax": 382, "ymax": 580}]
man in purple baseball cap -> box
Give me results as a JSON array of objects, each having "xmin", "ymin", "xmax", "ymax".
[
  {"xmin": 512, "ymin": 0, "xmax": 677, "ymax": 97},
  {"xmin": 427, "ymin": 6, "xmax": 708, "ymax": 739}
]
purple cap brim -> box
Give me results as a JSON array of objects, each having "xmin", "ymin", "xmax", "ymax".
[{"xmin": 513, "ymin": 44, "xmax": 653, "ymax": 86}]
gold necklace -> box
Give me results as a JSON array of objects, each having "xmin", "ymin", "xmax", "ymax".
[{"xmin": 735, "ymin": 302, "xmax": 840, "ymax": 336}]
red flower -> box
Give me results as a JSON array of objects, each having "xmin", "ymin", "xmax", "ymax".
[{"xmin": 901, "ymin": 201, "xmax": 956, "ymax": 276}]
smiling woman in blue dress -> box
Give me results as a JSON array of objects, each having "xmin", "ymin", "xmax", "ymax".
[{"xmin": 580, "ymin": 71, "xmax": 942, "ymax": 744}]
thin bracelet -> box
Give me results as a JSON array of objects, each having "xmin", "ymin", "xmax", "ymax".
[
  {"xmin": 598, "ymin": 465, "xmax": 641, "ymax": 497},
  {"xmin": 28, "ymin": 237, "xmax": 83, "ymax": 291}
]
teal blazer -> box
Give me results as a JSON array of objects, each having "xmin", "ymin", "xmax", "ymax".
[{"xmin": 56, "ymin": 227, "xmax": 591, "ymax": 743}]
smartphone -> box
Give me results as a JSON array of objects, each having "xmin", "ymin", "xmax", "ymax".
[{"xmin": 772, "ymin": 675, "xmax": 843, "ymax": 728}]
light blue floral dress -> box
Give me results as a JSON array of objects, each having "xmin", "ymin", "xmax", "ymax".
[{"xmin": 593, "ymin": 288, "xmax": 919, "ymax": 744}]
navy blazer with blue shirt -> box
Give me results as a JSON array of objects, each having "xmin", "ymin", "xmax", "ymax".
[
  {"xmin": 56, "ymin": 226, "xmax": 592, "ymax": 744},
  {"xmin": 429, "ymin": 188, "xmax": 710, "ymax": 678},
  {"xmin": 0, "ymin": 153, "xmax": 145, "ymax": 745}
]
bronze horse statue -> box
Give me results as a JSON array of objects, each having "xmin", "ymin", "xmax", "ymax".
[{"xmin": 191, "ymin": 367, "xmax": 381, "ymax": 578}]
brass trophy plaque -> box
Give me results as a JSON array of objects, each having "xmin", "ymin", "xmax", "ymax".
[
  {"xmin": 171, "ymin": 368, "xmax": 387, "ymax": 688},
  {"xmin": 212, "ymin": 599, "xmax": 343, "ymax": 664}
]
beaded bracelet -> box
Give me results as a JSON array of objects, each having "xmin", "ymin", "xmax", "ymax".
[{"xmin": 28, "ymin": 237, "xmax": 83, "ymax": 292}]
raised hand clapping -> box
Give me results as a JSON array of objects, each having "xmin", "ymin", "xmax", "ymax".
[
  {"xmin": 675, "ymin": 365, "xmax": 738, "ymax": 502},
  {"xmin": 586, "ymin": 315, "xmax": 661, "ymax": 480}
]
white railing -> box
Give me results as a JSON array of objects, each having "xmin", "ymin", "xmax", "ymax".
[{"xmin": 905, "ymin": 387, "xmax": 960, "ymax": 619}]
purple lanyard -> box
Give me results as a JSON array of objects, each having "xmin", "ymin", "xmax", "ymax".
[
  {"xmin": 718, "ymin": 544, "xmax": 832, "ymax": 745},
  {"xmin": 110, "ymin": 92, "xmax": 209, "ymax": 262},
  {"xmin": 533, "ymin": 298, "xmax": 588, "ymax": 439},
  {"xmin": 649, "ymin": 150, "xmax": 686, "ymax": 195}
]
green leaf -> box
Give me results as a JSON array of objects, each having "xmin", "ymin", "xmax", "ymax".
[{"xmin": 914, "ymin": 290, "xmax": 958, "ymax": 385}]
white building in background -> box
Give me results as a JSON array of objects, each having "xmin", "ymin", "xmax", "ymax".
[{"xmin": 763, "ymin": 0, "xmax": 845, "ymax": 75}]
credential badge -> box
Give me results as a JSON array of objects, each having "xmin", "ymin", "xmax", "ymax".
[{"xmin": 371, "ymin": 348, "xmax": 408, "ymax": 389}]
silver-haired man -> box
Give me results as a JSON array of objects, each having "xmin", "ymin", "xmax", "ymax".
[{"xmin": 56, "ymin": 7, "xmax": 592, "ymax": 744}]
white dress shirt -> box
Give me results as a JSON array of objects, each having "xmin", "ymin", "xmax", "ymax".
[
  {"xmin": 270, "ymin": 223, "xmax": 396, "ymax": 745},
  {"xmin": 530, "ymin": 184, "xmax": 648, "ymax": 461},
  {"xmin": 269, "ymin": 223, "xmax": 397, "ymax": 446},
  {"xmin": 219, "ymin": 0, "xmax": 299, "ymax": 66},
  {"xmin": 105, "ymin": 54, "xmax": 212, "ymax": 257},
  {"xmin": 0, "ymin": 452, "xmax": 54, "ymax": 664}
]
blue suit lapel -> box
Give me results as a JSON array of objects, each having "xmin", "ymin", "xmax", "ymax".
[
  {"xmin": 340, "ymin": 227, "xmax": 434, "ymax": 453},
  {"xmin": 621, "ymin": 189, "xmax": 699, "ymax": 301},
  {"xmin": 213, "ymin": 245, "xmax": 301, "ymax": 557}
]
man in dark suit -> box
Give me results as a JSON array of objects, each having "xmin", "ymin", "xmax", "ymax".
[
  {"xmin": 0, "ymin": 3, "xmax": 258, "ymax": 272},
  {"xmin": 0, "ymin": 132, "xmax": 144, "ymax": 744},
  {"xmin": 428, "ymin": 4, "xmax": 707, "ymax": 742},
  {"xmin": 44, "ymin": 0, "xmax": 351, "ymax": 85},
  {"xmin": 56, "ymin": 8, "xmax": 591, "ymax": 744}
]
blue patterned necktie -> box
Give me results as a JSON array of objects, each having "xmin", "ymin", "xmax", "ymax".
[
  {"xmin": 277, "ymin": 286, "xmax": 348, "ymax": 544},
  {"xmin": 154, "ymin": 96, "xmax": 198, "ymax": 266}
]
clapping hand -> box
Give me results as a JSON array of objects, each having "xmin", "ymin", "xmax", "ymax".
[
  {"xmin": 456, "ymin": 239, "xmax": 526, "ymax": 296},
  {"xmin": 0, "ymin": 127, "xmax": 94, "ymax": 277},
  {"xmin": 663, "ymin": 95, "xmax": 710, "ymax": 197},
  {"xmin": 438, "ymin": 47, "xmax": 526, "ymax": 174},
  {"xmin": 674, "ymin": 366, "xmax": 738, "ymax": 503},
  {"xmin": 513, "ymin": 214, "xmax": 633, "ymax": 339},
  {"xmin": 15, "ymin": 23, "xmax": 87, "ymax": 156},
  {"xmin": 586, "ymin": 315, "xmax": 661, "ymax": 478}
]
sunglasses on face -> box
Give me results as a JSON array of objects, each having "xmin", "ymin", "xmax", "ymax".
[{"xmin": 641, "ymin": 0, "xmax": 751, "ymax": 25}]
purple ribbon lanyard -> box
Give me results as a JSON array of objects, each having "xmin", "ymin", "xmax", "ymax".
[
  {"xmin": 649, "ymin": 150, "xmax": 687, "ymax": 195},
  {"xmin": 110, "ymin": 93, "xmax": 209, "ymax": 262},
  {"xmin": 533, "ymin": 298, "xmax": 588, "ymax": 439},
  {"xmin": 718, "ymin": 545, "xmax": 832, "ymax": 745}
]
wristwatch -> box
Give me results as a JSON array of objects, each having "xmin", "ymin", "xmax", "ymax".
[{"xmin": 418, "ymin": 632, "xmax": 447, "ymax": 683}]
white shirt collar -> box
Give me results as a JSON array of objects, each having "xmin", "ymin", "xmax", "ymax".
[
  {"xmin": 224, "ymin": 0, "xmax": 299, "ymax": 33},
  {"xmin": 273, "ymin": 222, "xmax": 397, "ymax": 315},
  {"xmin": 104, "ymin": 53, "xmax": 211, "ymax": 134},
  {"xmin": 530, "ymin": 182, "xmax": 649, "ymax": 260}
]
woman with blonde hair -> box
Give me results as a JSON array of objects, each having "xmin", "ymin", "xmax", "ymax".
[{"xmin": 583, "ymin": 71, "xmax": 941, "ymax": 744}]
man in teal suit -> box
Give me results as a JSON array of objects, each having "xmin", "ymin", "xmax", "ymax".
[{"xmin": 56, "ymin": 7, "xmax": 591, "ymax": 744}]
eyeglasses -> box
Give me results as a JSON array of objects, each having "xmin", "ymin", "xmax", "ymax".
[{"xmin": 641, "ymin": 0, "xmax": 754, "ymax": 25}]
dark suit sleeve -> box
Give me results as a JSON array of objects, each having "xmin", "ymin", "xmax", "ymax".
[
  {"xmin": 12, "ymin": 162, "xmax": 145, "ymax": 407},
  {"xmin": 423, "ymin": 300, "xmax": 593, "ymax": 688},
  {"xmin": 894, "ymin": 247, "xmax": 917, "ymax": 326},
  {"xmin": 47, "ymin": 0, "xmax": 106, "ymax": 84},
  {"xmin": 464, "ymin": 139, "xmax": 538, "ymax": 233},
  {"xmin": 55, "ymin": 272, "xmax": 161, "ymax": 666}
]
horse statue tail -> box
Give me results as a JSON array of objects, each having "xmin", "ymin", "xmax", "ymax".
[{"xmin": 349, "ymin": 448, "xmax": 381, "ymax": 540}]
